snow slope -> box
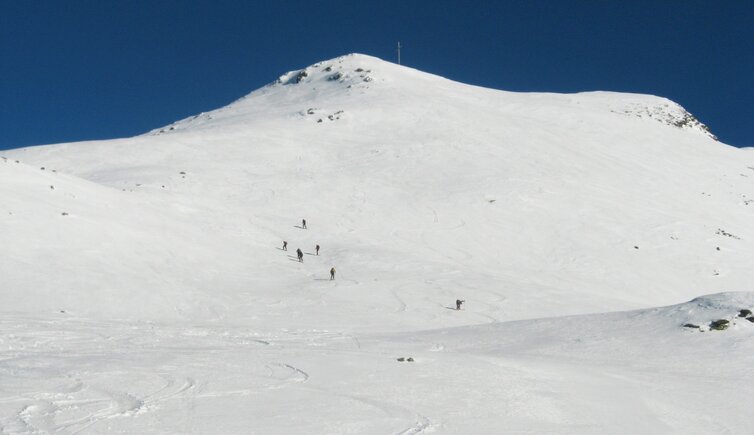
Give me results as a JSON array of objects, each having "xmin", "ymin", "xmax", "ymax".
[
  {"xmin": 2, "ymin": 54, "xmax": 753, "ymax": 433},
  {"xmin": 1, "ymin": 293, "xmax": 752, "ymax": 433}
]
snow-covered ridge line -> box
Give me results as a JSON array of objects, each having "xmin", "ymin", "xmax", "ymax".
[
  {"xmin": 398, "ymin": 292, "xmax": 754, "ymax": 342},
  {"xmin": 146, "ymin": 53, "xmax": 717, "ymax": 140}
]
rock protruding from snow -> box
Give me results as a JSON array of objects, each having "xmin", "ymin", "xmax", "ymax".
[
  {"xmin": 709, "ymin": 319, "xmax": 730, "ymax": 330},
  {"xmin": 609, "ymin": 97, "xmax": 717, "ymax": 140}
]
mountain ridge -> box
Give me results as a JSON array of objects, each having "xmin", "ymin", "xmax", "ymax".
[{"xmin": 146, "ymin": 53, "xmax": 717, "ymax": 140}]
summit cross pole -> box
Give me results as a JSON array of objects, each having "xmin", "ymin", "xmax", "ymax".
[{"xmin": 397, "ymin": 41, "xmax": 402, "ymax": 65}]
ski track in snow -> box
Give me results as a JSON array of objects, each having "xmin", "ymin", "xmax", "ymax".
[
  {"xmin": 390, "ymin": 287, "xmax": 408, "ymax": 313},
  {"xmin": 266, "ymin": 363, "xmax": 310, "ymax": 385},
  {"xmin": 2, "ymin": 373, "xmax": 199, "ymax": 434},
  {"xmin": 396, "ymin": 414, "xmax": 433, "ymax": 435}
]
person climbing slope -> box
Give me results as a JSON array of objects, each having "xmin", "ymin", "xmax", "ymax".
[
  {"xmin": 330, "ymin": 267, "xmax": 336, "ymax": 280},
  {"xmin": 316, "ymin": 244, "xmax": 320, "ymax": 255},
  {"xmin": 302, "ymin": 219, "xmax": 307, "ymax": 229},
  {"xmin": 456, "ymin": 299, "xmax": 465, "ymax": 310},
  {"xmin": 282, "ymin": 241, "xmax": 288, "ymax": 251},
  {"xmin": 297, "ymin": 248, "xmax": 304, "ymax": 262}
]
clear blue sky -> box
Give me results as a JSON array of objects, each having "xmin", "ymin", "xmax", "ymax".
[{"xmin": 1, "ymin": 0, "xmax": 751, "ymax": 150}]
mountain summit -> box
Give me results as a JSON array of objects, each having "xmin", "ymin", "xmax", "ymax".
[{"xmin": 151, "ymin": 53, "xmax": 716, "ymax": 139}]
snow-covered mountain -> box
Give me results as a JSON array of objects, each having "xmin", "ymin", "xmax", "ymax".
[{"xmin": 1, "ymin": 54, "xmax": 753, "ymax": 433}]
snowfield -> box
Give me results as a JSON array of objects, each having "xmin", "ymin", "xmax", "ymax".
[{"xmin": 2, "ymin": 54, "xmax": 753, "ymax": 433}]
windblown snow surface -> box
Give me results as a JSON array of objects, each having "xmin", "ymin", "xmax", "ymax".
[{"xmin": 2, "ymin": 54, "xmax": 753, "ymax": 434}]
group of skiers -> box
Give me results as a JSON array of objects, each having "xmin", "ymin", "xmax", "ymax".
[
  {"xmin": 284, "ymin": 219, "xmax": 466, "ymax": 308},
  {"xmin": 283, "ymin": 219, "xmax": 335, "ymax": 280}
]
